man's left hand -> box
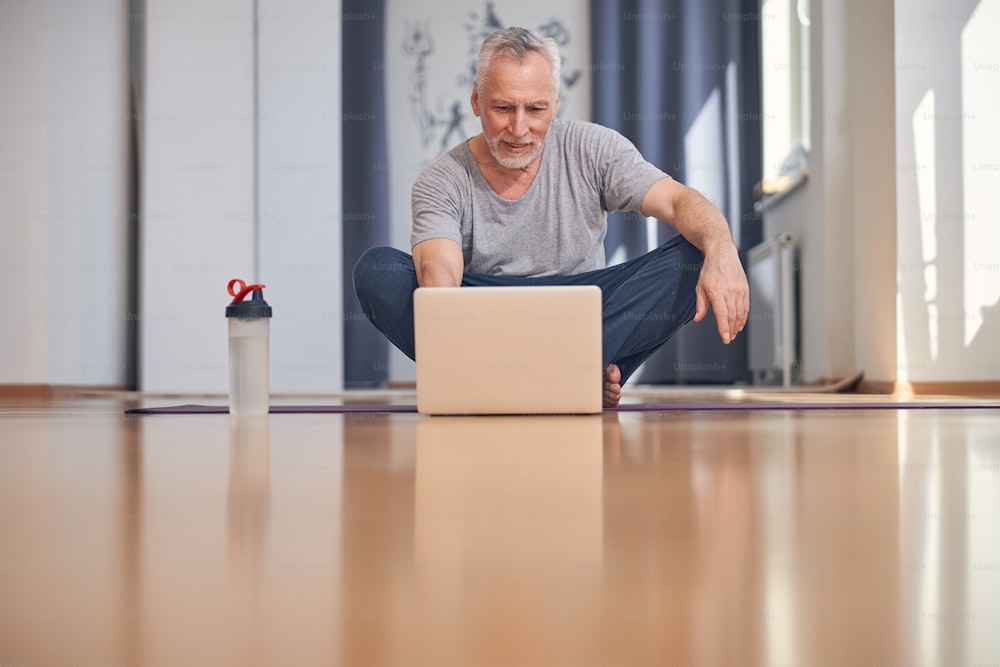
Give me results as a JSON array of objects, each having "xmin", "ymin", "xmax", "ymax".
[{"xmin": 693, "ymin": 242, "xmax": 749, "ymax": 344}]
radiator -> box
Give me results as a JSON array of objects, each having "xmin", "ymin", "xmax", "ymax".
[{"xmin": 747, "ymin": 232, "xmax": 797, "ymax": 386}]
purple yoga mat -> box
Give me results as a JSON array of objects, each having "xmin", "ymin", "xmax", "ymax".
[
  {"xmin": 125, "ymin": 400, "xmax": 999, "ymax": 415},
  {"xmin": 125, "ymin": 404, "xmax": 418, "ymax": 415}
]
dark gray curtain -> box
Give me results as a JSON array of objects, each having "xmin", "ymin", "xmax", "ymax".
[
  {"xmin": 342, "ymin": 0, "xmax": 390, "ymax": 386},
  {"xmin": 592, "ymin": 0, "xmax": 763, "ymax": 383}
]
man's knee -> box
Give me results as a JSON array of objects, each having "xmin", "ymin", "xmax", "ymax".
[
  {"xmin": 670, "ymin": 237, "xmax": 704, "ymax": 277},
  {"xmin": 353, "ymin": 246, "xmax": 413, "ymax": 299}
]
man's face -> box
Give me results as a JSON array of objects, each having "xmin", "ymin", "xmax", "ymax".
[{"xmin": 471, "ymin": 50, "xmax": 560, "ymax": 170}]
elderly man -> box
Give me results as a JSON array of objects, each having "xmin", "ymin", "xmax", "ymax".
[{"xmin": 354, "ymin": 27, "xmax": 749, "ymax": 407}]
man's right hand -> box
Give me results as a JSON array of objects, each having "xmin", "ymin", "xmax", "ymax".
[{"xmin": 413, "ymin": 238, "xmax": 464, "ymax": 287}]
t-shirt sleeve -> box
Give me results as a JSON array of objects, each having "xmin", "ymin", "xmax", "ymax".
[
  {"xmin": 410, "ymin": 156, "xmax": 465, "ymax": 250},
  {"xmin": 587, "ymin": 123, "xmax": 670, "ymax": 214}
]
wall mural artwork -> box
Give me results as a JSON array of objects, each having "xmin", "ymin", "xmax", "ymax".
[{"xmin": 402, "ymin": 1, "xmax": 582, "ymax": 162}]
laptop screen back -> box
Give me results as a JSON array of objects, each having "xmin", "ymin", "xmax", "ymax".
[{"xmin": 414, "ymin": 286, "xmax": 603, "ymax": 414}]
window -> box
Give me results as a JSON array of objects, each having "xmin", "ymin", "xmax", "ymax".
[{"xmin": 760, "ymin": 0, "xmax": 811, "ymax": 197}]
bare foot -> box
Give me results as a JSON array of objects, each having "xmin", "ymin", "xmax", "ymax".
[{"xmin": 603, "ymin": 363, "xmax": 622, "ymax": 408}]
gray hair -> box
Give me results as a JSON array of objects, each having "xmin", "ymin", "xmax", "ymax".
[{"xmin": 474, "ymin": 27, "xmax": 561, "ymax": 98}]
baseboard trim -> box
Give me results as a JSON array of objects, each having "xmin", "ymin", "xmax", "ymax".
[
  {"xmin": 859, "ymin": 380, "xmax": 1000, "ymax": 397},
  {"xmin": 384, "ymin": 381, "xmax": 417, "ymax": 390},
  {"xmin": 0, "ymin": 384, "xmax": 130, "ymax": 398},
  {"xmin": 4, "ymin": 381, "xmax": 998, "ymax": 399},
  {"xmin": 0, "ymin": 384, "xmax": 55, "ymax": 398}
]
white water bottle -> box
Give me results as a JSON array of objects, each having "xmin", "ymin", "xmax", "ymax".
[{"xmin": 226, "ymin": 279, "xmax": 272, "ymax": 417}]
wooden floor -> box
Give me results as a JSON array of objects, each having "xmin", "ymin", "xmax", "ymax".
[{"xmin": 1, "ymin": 391, "xmax": 998, "ymax": 666}]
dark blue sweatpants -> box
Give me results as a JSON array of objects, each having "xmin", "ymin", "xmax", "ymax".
[{"xmin": 352, "ymin": 235, "xmax": 703, "ymax": 385}]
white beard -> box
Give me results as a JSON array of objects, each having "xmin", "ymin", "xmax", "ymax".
[{"xmin": 488, "ymin": 137, "xmax": 543, "ymax": 170}]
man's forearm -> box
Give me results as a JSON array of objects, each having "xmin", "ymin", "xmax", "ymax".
[
  {"xmin": 667, "ymin": 187, "xmax": 736, "ymax": 256},
  {"xmin": 416, "ymin": 263, "xmax": 462, "ymax": 287},
  {"xmin": 413, "ymin": 238, "xmax": 465, "ymax": 287},
  {"xmin": 641, "ymin": 178, "xmax": 736, "ymax": 255}
]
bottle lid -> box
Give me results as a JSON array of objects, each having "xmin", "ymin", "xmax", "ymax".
[{"xmin": 226, "ymin": 278, "xmax": 272, "ymax": 319}]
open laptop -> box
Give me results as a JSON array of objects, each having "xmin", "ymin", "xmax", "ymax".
[{"xmin": 414, "ymin": 285, "xmax": 603, "ymax": 415}]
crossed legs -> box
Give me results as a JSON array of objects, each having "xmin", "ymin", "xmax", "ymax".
[{"xmin": 352, "ymin": 236, "xmax": 703, "ymax": 405}]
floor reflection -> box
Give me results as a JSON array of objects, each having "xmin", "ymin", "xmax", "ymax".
[
  {"xmin": 335, "ymin": 409, "xmax": 1000, "ymax": 666},
  {"xmin": 1, "ymin": 402, "xmax": 998, "ymax": 666},
  {"xmin": 412, "ymin": 415, "xmax": 604, "ymax": 665},
  {"xmin": 227, "ymin": 416, "xmax": 270, "ymax": 578},
  {"xmin": 339, "ymin": 414, "xmax": 605, "ymax": 666},
  {"xmin": 600, "ymin": 412, "xmax": 766, "ymax": 665},
  {"xmin": 226, "ymin": 416, "xmax": 271, "ymax": 658}
]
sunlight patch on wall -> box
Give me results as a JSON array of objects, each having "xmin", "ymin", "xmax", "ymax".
[
  {"xmin": 913, "ymin": 88, "xmax": 938, "ymax": 363},
  {"xmin": 645, "ymin": 216, "xmax": 658, "ymax": 254},
  {"xmin": 725, "ymin": 61, "xmax": 742, "ymax": 249},
  {"xmin": 683, "ymin": 87, "xmax": 725, "ymax": 211},
  {"xmin": 961, "ymin": 0, "xmax": 1000, "ymax": 348}
]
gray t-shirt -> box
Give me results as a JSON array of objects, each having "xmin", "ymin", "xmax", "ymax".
[{"xmin": 410, "ymin": 118, "xmax": 668, "ymax": 277}]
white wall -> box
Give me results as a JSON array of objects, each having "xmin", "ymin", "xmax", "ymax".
[
  {"xmin": 0, "ymin": 1, "xmax": 47, "ymax": 383},
  {"xmin": 1, "ymin": 0, "xmax": 342, "ymax": 393},
  {"xmin": 762, "ymin": 0, "xmax": 864, "ymax": 383},
  {"xmin": 141, "ymin": 0, "xmax": 257, "ymax": 393},
  {"xmin": 258, "ymin": 0, "xmax": 343, "ymax": 393},
  {"xmin": 847, "ymin": 0, "xmax": 898, "ymax": 383},
  {"xmin": 0, "ymin": 0, "xmax": 129, "ymax": 386},
  {"xmin": 141, "ymin": 0, "xmax": 343, "ymax": 393},
  {"xmin": 895, "ymin": 0, "xmax": 1000, "ymax": 382},
  {"xmin": 764, "ymin": 0, "xmax": 999, "ymax": 385}
]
